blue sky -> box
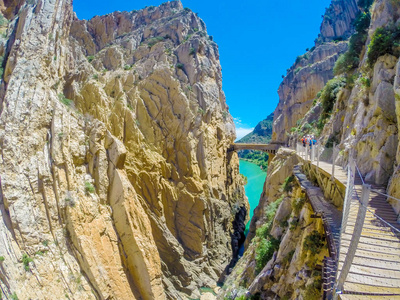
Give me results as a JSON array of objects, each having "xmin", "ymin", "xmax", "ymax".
[{"xmin": 74, "ymin": 0, "xmax": 331, "ymax": 139}]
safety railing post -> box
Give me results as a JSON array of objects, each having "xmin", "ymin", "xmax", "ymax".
[
  {"xmin": 311, "ymin": 144, "xmax": 315, "ymax": 162},
  {"xmin": 305, "ymin": 144, "xmax": 308, "ymax": 161},
  {"xmin": 317, "ymin": 144, "xmax": 320, "ymax": 167},
  {"xmin": 331, "ymin": 143, "xmax": 336, "ymax": 182},
  {"xmin": 335, "ymin": 184, "xmax": 370, "ymax": 298}
]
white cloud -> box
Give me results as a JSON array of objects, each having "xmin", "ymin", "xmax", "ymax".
[
  {"xmin": 235, "ymin": 127, "xmax": 254, "ymax": 141},
  {"xmin": 233, "ymin": 117, "xmax": 242, "ymax": 125}
]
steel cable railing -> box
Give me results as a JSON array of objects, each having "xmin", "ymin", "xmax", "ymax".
[
  {"xmin": 334, "ymin": 159, "xmax": 400, "ymax": 298},
  {"xmin": 294, "ymin": 143, "xmax": 400, "ymax": 297},
  {"xmin": 354, "ymin": 162, "xmax": 400, "ymax": 234}
]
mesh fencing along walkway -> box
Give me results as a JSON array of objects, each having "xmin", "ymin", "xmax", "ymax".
[{"xmin": 295, "ymin": 143, "xmax": 400, "ymax": 299}]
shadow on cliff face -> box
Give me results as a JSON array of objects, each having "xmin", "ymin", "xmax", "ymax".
[{"xmin": 218, "ymin": 206, "xmax": 247, "ymax": 284}]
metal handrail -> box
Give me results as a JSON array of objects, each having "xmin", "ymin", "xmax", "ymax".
[
  {"xmin": 372, "ymin": 188, "xmax": 400, "ymax": 203},
  {"xmin": 355, "ymin": 164, "xmax": 365, "ymax": 185}
]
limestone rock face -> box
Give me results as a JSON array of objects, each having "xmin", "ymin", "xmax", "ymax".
[
  {"xmin": 272, "ymin": 42, "xmax": 348, "ymax": 142},
  {"xmin": 246, "ymin": 149, "xmax": 299, "ymax": 245},
  {"xmin": 310, "ymin": 0, "xmax": 400, "ymax": 188},
  {"xmin": 0, "ymin": 1, "xmax": 246, "ymax": 299},
  {"xmin": 271, "ymin": 0, "xmax": 359, "ymax": 143},
  {"xmin": 319, "ymin": 0, "xmax": 359, "ymax": 43},
  {"xmin": 276, "ymin": 0, "xmax": 400, "ymax": 188},
  {"xmin": 220, "ymin": 150, "xmax": 327, "ymax": 299},
  {"xmin": 224, "ymin": 0, "xmax": 400, "ymax": 298}
]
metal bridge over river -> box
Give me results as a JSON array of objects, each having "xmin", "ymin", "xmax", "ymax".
[{"xmin": 230, "ymin": 143, "xmax": 400, "ymax": 299}]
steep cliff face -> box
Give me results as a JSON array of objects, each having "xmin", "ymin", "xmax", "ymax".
[
  {"xmin": 220, "ymin": 150, "xmax": 328, "ymax": 299},
  {"xmin": 223, "ymin": 0, "xmax": 400, "ymax": 299},
  {"xmin": 273, "ymin": 0, "xmax": 400, "ymax": 189},
  {"xmin": 293, "ymin": 0, "xmax": 400, "ymax": 187},
  {"xmin": 317, "ymin": 0, "xmax": 400, "ymax": 200},
  {"xmin": 272, "ymin": 0, "xmax": 359, "ymax": 143},
  {"xmin": 318, "ymin": 0, "xmax": 360, "ymax": 43},
  {"xmin": 0, "ymin": 1, "xmax": 247, "ymax": 299}
]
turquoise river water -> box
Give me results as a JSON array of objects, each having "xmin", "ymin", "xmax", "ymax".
[{"xmin": 239, "ymin": 159, "xmax": 267, "ymax": 230}]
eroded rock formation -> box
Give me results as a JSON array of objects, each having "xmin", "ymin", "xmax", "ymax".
[
  {"xmin": 222, "ymin": 0, "xmax": 400, "ymax": 298},
  {"xmin": 272, "ymin": 0, "xmax": 359, "ymax": 143},
  {"xmin": 0, "ymin": 1, "xmax": 247, "ymax": 299}
]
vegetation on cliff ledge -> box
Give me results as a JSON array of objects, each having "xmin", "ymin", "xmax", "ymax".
[
  {"xmin": 367, "ymin": 25, "xmax": 400, "ymax": 66},
  {"xmin": 254, "ymin": 195, "xmax": 282, "ymax": 273},
  {"xmin": 333, "ymin": 8, "xmax": 371, "ymax": 76}
]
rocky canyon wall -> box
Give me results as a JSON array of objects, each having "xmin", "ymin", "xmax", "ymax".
[
  {"xmin": 0, "ymin": 1, "xmax": 247, "ymax": 299},
  {"xmin": 222, "ymin": 0, "xmax": 400, "ymax": 299},
  {"xmin": 293, "ymin": 0, "xmax": 400, "ymax": 188},
  {"xmin": 272, "ymin": 0, "xmax": 359, "ymax": 143},
  {"xmin": 220, "ymin": 150, "xmax": 328, "ymax": 299}
]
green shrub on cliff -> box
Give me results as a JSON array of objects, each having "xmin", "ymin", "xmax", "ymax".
[
  {"xmin": 58, "ymin": 93, "xmax": 74, "ymax": 107},
  {"xmin": 254, "ymin": 196, "xmax": 284, "ymax": 273},
  {"xmin": 354, "ymin": 11, "xmax": 371, "ymax": 33},
  {"xmin": 304, "ymin": 278, "xmax": 322, "ymax": 300},
  {"xmin": 303, "ymin": 230, "xmax": 325, "ymax": 255},
  {"xmin": 85, "ymin": 182, "xmax": 95, "ymax": 194},
  {"xmin": 240, "ymin": 174, "xmax": 248, "ymax": 185},
  {"xmin": 358, "ymin": 0, "xmax": 374, "ymax": 10},
  {"xmin": 255, "ymin": 238, "xmax": 279, "ymax": 273},
  {"xmin": 147, "ymin": 36, "xmax": 164, "ymax": 48},
  {"xmin": 282, "ymin": 175, "xmax": 295, "ymax": 192},
  {"xmin": 333, "ymin": 11, "xmax": 370, "ymax": 75},
  {"xmin": 22, "ymin": 253, "xmax": 33, "ymax": 271},
  {"xmin": 292, "ymin": 196, "xmax": 306, "ymax": 215},
  {"xmin": 320, "ymin": 77, "xmax": 345, "ymax": 115},
  {"xmin": 367, "ymin": 26, "xmax": 400, "ymax": 66},
  {"xmin": 0, "ymin": 14, "xmax": 7, "ymax": 27}
]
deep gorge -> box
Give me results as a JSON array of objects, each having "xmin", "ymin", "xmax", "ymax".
[{"xmin": 1, "ymin": 0, "xmax": 400, "ymax": 299}]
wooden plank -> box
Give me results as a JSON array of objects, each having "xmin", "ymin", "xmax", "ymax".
[
  {"xmin": 340, "ymin": 294, "xmax": 400, "ymax": 299},
  {"xmin": 339, "ymin": 248, "xmax": 400, "ymax": 262},
  {"xmin": 345, "ymin": 230, "xmax": 400, "ymax": 242},
  {"xmin": 344, "ymin": 225, "xmax": 400, "ymax": 239},
  {"xmin": 346, "ymin": 213, "xmax": 398, "ymax": 223},
  {"xmin": 340, "ymin": 240, "xmax": 400, "ymax": 255},
  {"xmin": 344, "ymin": 282, "xmax": 400, "ymax": 299},
  {"xmin": 345, "ymin": 228, "xmax": 400, "ymax": 239},
  {"xmin": 345, "ymin": 273, "xmax": 400, "ymax": 288},
  {"xmin": 343, "ymin": 280, "xmax": 400, "ymax": 295},
  {"xmin": 339, "ymin": 255, "xmax": 400, "ymax": 270},
  {"xmin": 341, "ymin": 233, "xmax": 400, "ymax": 247},
  {"xmin": 338, "ymin": 262, "xmax": 400, "ymax": 279}
]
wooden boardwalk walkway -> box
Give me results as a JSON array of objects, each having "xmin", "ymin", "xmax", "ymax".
[
  {"xmin": 306, "ymin": 159, "xmax": 400, "ymax": 298},
  {"xmin": 229, "ymin": 144, "xmax": 400, "ymax": 297}
]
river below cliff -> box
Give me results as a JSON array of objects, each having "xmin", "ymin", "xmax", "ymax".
[{"xmin": 239, "ymin": 159, "xmax": 267, "ymax": 231}]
